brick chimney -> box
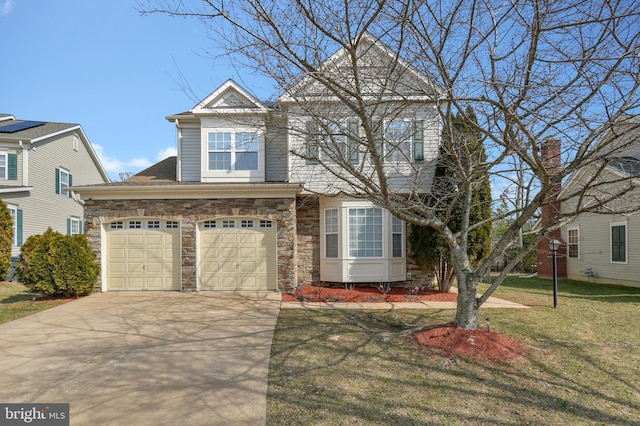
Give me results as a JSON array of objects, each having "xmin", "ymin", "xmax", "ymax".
[{"xmin": 537, "ymin": 138, "xmax": 567, "ymax": 279}]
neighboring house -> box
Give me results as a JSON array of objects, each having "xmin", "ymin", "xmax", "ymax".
[
  {"xmin": 0, "ymin": 114, "xmax": 109, "ymax": 261},
  {"xmin": 73, "ymin": 34, "xmax": 442, "ymax": 292},
  {"xmin": 538, "ymin": 116, "xmax": 640, "ymax": 288}
]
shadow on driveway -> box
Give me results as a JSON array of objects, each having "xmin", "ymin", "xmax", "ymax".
[{"xmin": 0, "ymin": 292, "xmax": 281, "ymax": 425}]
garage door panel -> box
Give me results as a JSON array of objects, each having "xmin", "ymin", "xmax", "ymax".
[
  {"xmin": 107, "ymin": 221, "xmax": 181, "ymax": 291},
  {"xmin": 199, "ymin": 219, "xmax": 276, "ymax": 291}
]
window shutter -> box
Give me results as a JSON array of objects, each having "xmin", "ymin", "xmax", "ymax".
[
  {"xmin": 413, "ymin": 120, "xmax": 424, "ymax": 162},
  {"xmin": 374, "ymin": 121, "xmax": 384, "ymax": 160},
  {"xmin": 67, "ymin": 218, "xmax": 71, "ymax": 235},
  {"xmin": 55, "ymin": 168, "xmax": 60, "ymax": 194},
  {"xmin": 16, "ymin": 209, "xmax": 23, "ymax": 246},
  {"xmin": 79, "ymin": 220, "xmax": 83, "ymax": 234},
  {"xmin": 306, "ymin": 121, "xmax": 319, "ymax": 165},
  {"xmin": 347, "ymin": 121, "xmax": 359, "ymax": 164},
  {"xmin": 68, "ymin": 173, "xmax": 73, "ymax": 198},
  {"xmin": 8, "ymin": 154, "xmax": 18, "ymax": 180}
]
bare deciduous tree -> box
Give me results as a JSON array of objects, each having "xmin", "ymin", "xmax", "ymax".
[{"xmin": 140, "ymin": 0, "xmax": 640, "ymax": 329}]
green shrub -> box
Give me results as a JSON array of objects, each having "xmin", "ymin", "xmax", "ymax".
[
  {"xmin": 0, "ymin": 199, "xmax": 13, "ymax": 281},
  {"xmin": 17, "ymin": 228, "xmax": 98, "ymax": 296}
]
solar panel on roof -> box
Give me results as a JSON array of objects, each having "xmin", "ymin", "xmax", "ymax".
[{"xmin": 0, "ymin": 121, "xmax": 46, "ymax": 133}]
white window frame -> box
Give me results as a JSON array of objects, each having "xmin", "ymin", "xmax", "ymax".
[
  {"xmin": 7, "ymin": 204, "xmax": 17, "ymax": 245},
  {"xmin": 567, "ymin": 227, "xmax": 579, "ymax": 259},
  {"xmin": 69, "ymin": 217, "xmax": 81, "ymax": 235},
  {"xmin": 391, "ymin": 216, "xmax": 404, "ymax": 258},
  {"xmin": 147, "ymin": 220, "xmax": 161, "ymax": 230},
  {"xmin": 384, "ymin": 120, "xmax": 412, "ymax": 162},
  {"xmin": 610, "ymin": 222, "xmax": 627, "ymax": 264},
  {"xmin": 110, "ymin": 221, "xmax": 124, "ymax": 230},
  {"xmin": 324, "ymin": 208, "xmax": 339, "ymax": 258},
  {"xmin": 59, "ymin": 168, "xmax": 70, "ymax": 196},
  {"xmin": 241, "ymin": 219, "xmax": 255, "ymax": 228},
  {"xmin": 348, "ymin": 208, "xmax": 383, "ymax": 258},
  {"xmin": 166, "ymin": 221, "xmax": 179, "ymax": 229},
  {"xmin": 0, "ymin": 152, "xmax": 7, "ymax": 180},
  {"xmin": 128, "ymin": 220, "xmax": 142, "ymax": 229},
  {"xmin": 259, "ymin": 220, "xmax": 273, "ymax": 228},
  {"xmin": 207, "ymin": 131, "xmax": 259, "ymax": 171},
  {"xmin": 319, "ymin": 121, "xmax": 347, "ymax": 162}
]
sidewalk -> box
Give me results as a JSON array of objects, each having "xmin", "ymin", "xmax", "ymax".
[{"xmin": 281, "ymin": 294, "xmax": 529, "ymax": 310}]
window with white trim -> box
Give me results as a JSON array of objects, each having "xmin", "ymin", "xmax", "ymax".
[
  {"xmin": 0, "ymin": 152, "xmax": 6, "ymax": 179},
  {"xmin": 222, "ymin": 220, "xmax": 235, "ymax": 228},
  {"xmin": 7, "ymin": 204, "xmax": 17, "ymax": 245},
  {"xmin": 69, "ymin": 217, "xmax": 81, "ymax": 235},
  {"xmin": 241, "ymin": 219, "xmax": 254, "ymax": 228},
  {"xmin": 166, "ymin": 221, "xmax": 179, "ymax": 229},
  {"xmin": 58, "ymin": 168, "xmax": 70, "ymax": 196},
  {"xmin": 567, "ymin": 227, "xmax": 579, "ymax": 259},
  {"xmin": 320, "ymin": 121, "xmax": 347, "ymax": 161},
  {"xmin": 110, "ymin": 221, "xmax": 124, "ymax": 229},
  {"xmin": 611, "ymin": 223, "xmax": 627, "ymax": 263},
  {"xmin": 203, "ymin": 220, "xmax": 217, "ymax": 229},
  {"xmin": 208, "ymin": 131, "xmax": 259, "ymax": 171},
  {"xmin": 384, "ymin": 120, "xmax": 412, "ymax": 162},
  {"xmin": 325, "ymin": 209, "xmax": 339, "ymax": 258},
  {"xmin": 392, "ymin": 216, "xmax": 404, "ymax": 258},
  {"xmin": 348, "ymin": 208, "xmax": 383, "ymax": 258},
  {"xmin": 259, "ymin": 220, "xmax": 273, "ymax": 228}
]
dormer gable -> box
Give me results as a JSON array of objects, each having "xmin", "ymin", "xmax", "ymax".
[
  {"xmin": 279, "ymin": 32, "xmax": 444, "ymax": 104},
  {"xmin": 191, "ymin": 79, "xmax": 269, "ymax": 115}
]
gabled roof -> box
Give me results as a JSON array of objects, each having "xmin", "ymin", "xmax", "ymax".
[
  {"xmin": 279, "ymin": 32, "xmax": 444, "ymax": 104},
  {"xmin": 0, "ymin": 115, "xmax": 110, "ymax": 183},
  {"xmin": 167, "ymin": 79, "xmax": 269, "ymax": 122}
]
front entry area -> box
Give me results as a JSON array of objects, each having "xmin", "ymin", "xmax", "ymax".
[
  {"xmin": 198, "ymin": 217, "xmax": 277, "ymax": 291},
  {"xmin": 106, "ymin": 218, "xmax": 181, "ymax": 290}
]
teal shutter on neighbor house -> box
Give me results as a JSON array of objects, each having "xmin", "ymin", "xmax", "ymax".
[
  {"xmin": 68, "ymin": 173, "xmax": 73, "ymax": 198},
  {"xmin": 79, "ymin": 220, "xmax": 83, "ymax": 234},
  {"xmin": 8, "ymin": 154, "xmax": 18, "ymax": 180},
  {"xmin": 413, "ymin": 120, "xmax": 424, "ymax": 162},
  {"xmin": 67, "ymin": 218, "xmax": 71, "ymax": 235},
  {"xmin": 16, "ymin": 209, "xmax": 23, "ymax": 246},
  {"xmin": 55, "ymin": 168, "xmax": 60, "ymax": 194}
]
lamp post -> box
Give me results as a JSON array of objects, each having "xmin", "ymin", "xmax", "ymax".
[{"xmin": 548, "ymin": 239, "xmax": 561, "ymax": 308}]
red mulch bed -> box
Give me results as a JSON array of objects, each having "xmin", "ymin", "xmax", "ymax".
[
  {"xmin": 412, "ymin": 323, "xmax": 527, "ymax": 362},
  {"xmin": 282, "ymin": 285, "xmax": 526, "ymax": 362},
  {"xmin": 281, "ymin": 285, "xmax": 458, "ymax": 303}
]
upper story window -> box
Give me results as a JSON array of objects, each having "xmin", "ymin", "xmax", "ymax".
[
  {"xmin": 0, "ymin": 153, "xmax": 6, "ymax": 179},
  {"xmin": 320, "ymin": 122, "xmax": 347, "ymax": 161},
  {"xmin": 567, "ymin": 227, "xmax": 579, "ymax": 259},
  {"xmin": 384, "ymin": 120, "xmax": 413, "ymax": 162},
  {"xmin": 611, "ymin": 222, "xmax": 627, "ymax": 263},
  {"xmin": 55, "ymin": 168, "xmax": 72, "ymax": 197},
  {"xmin": 208, "ymin": 131, "xmax": 259, "ymax": 171}
]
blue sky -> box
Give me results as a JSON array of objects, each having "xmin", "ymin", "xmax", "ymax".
[{"xmin": 0, "ymin": 0, "xmax": 276, "ymax": 181}]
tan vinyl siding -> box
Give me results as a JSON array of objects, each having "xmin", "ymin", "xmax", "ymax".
[
  {"xmin": 179, "ymin": 126, "xmax": 201, "ymax": 182},
  {"xmin": 4, "ymin": 132, "xmax": 106, "ymax": 254},
  {"xmin": 564, "ymin": 212, "xmax": 640, "ymax": 287}
]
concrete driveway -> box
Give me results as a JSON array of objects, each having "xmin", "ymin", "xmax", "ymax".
[{"xmin": 0, "ymin": 292, "xmax": 281, "ymax": 425}]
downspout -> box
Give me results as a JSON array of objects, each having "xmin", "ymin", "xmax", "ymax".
[{"xmin": 175, "ymin": 119, "xmax": 181, "ymax": 182}]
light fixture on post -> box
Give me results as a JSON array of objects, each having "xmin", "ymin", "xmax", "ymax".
[{"xmin": 548, "ymin": 239, "xmax": 562, "ymax": 308}]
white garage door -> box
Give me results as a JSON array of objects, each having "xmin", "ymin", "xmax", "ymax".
[
  {"xmin": 199, "ymin": 218, "xmax": 276, "ymax": 291},
  {"xmin": 107, "ymin": 219, "xmax": 181, "ymax": 291}
]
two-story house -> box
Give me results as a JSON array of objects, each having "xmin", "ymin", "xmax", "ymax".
[
  {"xmin": 0, "ymin": 115, "xmax": 109, "ymax": 264},
  {"xmin": 73, "ymin": 34, "xmax": 442, "ymax": 292}
]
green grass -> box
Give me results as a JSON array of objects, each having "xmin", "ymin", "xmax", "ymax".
[
  {"xmin": 0, "ymin": 281, "xmax": 67, "ymax": 324},
  {"xmin": 267, "ymin": 277, "xmax": 640, "ymax": 425}
]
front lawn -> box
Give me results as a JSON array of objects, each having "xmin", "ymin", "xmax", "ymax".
[
  {"xmin": 0, "ymin": 281, "xmax": 69, "ymax": 324},
  {"xmin": 267, "ymin": 276, "xmax": 640, "ymax": 425}
]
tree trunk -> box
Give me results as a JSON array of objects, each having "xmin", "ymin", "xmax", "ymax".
[{"xmin": 455, "ymin": 271, "xmax": 479, "ymax": 330}]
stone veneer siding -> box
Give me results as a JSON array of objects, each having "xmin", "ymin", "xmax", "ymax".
[
  {"xmin": 84, "ymin": 197, "xmax": 297, "ymax": 292},
  {"xmin": 295, "ymin": 196, "xmax": 320, "ymax": 285}
]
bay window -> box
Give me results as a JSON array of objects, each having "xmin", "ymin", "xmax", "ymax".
[{"xmin": 348, "ymin": 208, "xmax": 383, "ymax": 257}]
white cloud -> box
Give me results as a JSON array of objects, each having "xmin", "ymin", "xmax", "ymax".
[
  {"xmin": 0, "ymin": 0, "xmax": 15, "ymax": 16},
  {"xmin": 157, "ymin": 146, "xmax": 177, "ymax": 161},
  {"xmin": 93, "ymin": 144, "xmax": 152, "ymax": 178}
]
